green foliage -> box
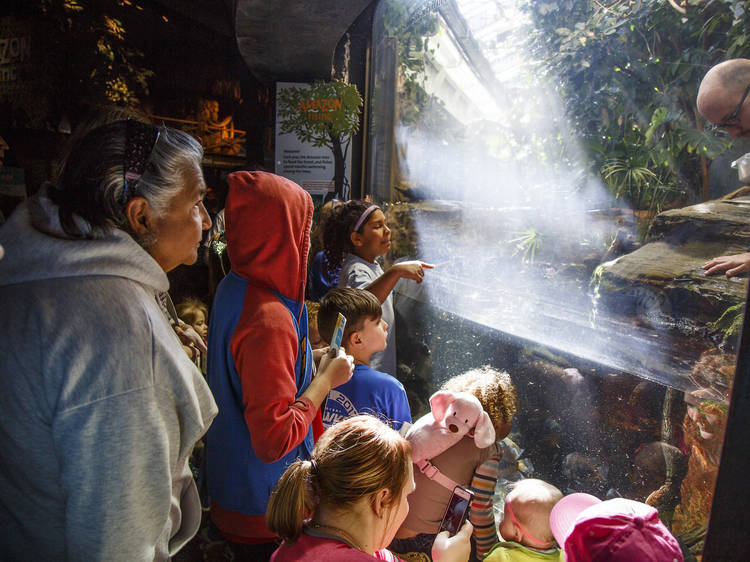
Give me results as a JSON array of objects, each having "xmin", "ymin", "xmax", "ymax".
[
  {"xmin": 710, "ymin": 301, "xmax": 746, "ymax": 345},
  {"xmin": 37, "ymin": 0, "xmax": 154, "ymax": 111},
  {"xmin": 378, "ymin": 0, "xmax": 442, "ymax": 129},
  {"xmin": 509, "ymin": 228, "xmax": 543, "ymax": 263},
  {"xmin": 601, "ymin": 158, "xmax": 661, "ymax": 210},
  {"xmin": 588, "ymin": 262, "xmax": 606, "ymax": 325},
  {"xmin": 521, "ymin": 0, "xmax": 748, "ymax": 208},
  {"xmin": 1, "ymin": 0, "xmax": 155, "ymax": 128},
  {"xmin": 381, "ymin": 0, "xmax": 439, "ymax": 76}
]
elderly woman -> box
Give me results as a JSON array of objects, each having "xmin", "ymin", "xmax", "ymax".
[
  {"xmin": 267, "ymin": 415, "xmax": 473, "ymax": 562},
  {"xmin": 0, "ymin": 119, "xmax": 218, "ymax": 560}
]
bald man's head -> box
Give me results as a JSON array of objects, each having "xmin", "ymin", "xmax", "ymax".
[{"xmin": 697, "ymin": 59, "xmax": 750, "ymax": 137}]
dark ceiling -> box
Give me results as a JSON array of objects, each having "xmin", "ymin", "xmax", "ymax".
[
  {"xmin": 150, "ymin": 0, "xmax": 375, "ymax": 83},
  {"xmin": 235, "ymin": 0, "xmax": 374, "ymax": 82}
]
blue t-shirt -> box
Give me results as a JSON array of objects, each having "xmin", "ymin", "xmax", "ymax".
[{"xmin": 322, "ymin": 364, "xmax": 411, "ymax": 430}]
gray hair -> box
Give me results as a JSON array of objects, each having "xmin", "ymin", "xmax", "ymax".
[{"xmin": 52, "ymin": 119, "xmax": 203, "ymax": 243}]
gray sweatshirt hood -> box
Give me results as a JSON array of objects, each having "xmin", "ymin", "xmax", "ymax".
[{"xmin": 0, "ymin": 187, "xmax": 168, "ymax": 292}]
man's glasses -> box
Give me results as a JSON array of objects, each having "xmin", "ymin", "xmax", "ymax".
[{"xmin": 711, "ymin": 83, "xmax": 750, "ymax": 131}]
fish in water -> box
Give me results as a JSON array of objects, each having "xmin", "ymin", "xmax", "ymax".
[{"xmin": 562, "ymin": 452, "xmax": 608, "ymax": 484}]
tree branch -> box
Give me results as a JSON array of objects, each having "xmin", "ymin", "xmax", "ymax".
[{"xmin": 666, "ymin": 0, "xmax": 686, "ymax": 15}]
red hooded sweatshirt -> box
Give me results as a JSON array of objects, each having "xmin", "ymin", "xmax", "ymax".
[{"xmin": 205, "ymin": 171, "xmax": 321, "ymax": 543}]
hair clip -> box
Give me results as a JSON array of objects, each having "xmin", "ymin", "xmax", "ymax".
[{"xmin": 122, "ymin": 120, "xmax": 160, "ymax": 203}]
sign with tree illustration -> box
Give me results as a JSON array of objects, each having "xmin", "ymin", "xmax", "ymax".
[{"xmin": 275, "ymin": 80, "xmax": 362, "ymax": 199}]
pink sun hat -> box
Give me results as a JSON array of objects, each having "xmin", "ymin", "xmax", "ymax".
[{"xmin": 549, "ymin": 493, "xmax": 683, "ymax": 562}]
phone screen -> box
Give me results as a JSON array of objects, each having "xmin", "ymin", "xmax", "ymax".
[{"xmin": 439, "ymin": 486, "xmax": 474, "ymax": 535}]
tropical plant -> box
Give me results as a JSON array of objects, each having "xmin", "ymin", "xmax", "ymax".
[
  {"xmin": 521, "ymin": 0, "xmax": 748, "ymax": 208},
  {"xmin": 601, "ymin": 157, "xmax": 661, "ymax": 211},
  {"xmin": 378, "ymin": 0, "xmax": 442, "ymax": 130},
  {"xmin": 509, "ymin": 228, "xmax": 543, "ymax": 263},
  {"xmin": 8, "ymin": 0, "xmax": 154, "ymax": 126}
]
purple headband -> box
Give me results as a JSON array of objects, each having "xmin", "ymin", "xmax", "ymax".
[{"xmin": 353, "ymin": 204, "xmax": 379, "ymax": 232}]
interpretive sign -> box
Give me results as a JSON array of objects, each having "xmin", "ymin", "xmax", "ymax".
[{"xmin": 274, "ymin": 81, "xmax": 352, "ymax": 195}]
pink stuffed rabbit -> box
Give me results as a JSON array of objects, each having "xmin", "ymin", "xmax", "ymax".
[{"xmin": 406, "ymin": 390, "xmax": 496, "ymax": 463}]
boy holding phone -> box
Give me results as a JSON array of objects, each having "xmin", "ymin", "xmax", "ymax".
[{"xmin": 317, "ymin": 288, "xmax": 412, "ymax": 430}]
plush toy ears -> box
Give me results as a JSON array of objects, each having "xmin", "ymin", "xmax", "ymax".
[
  {"xmin": 429, "ymin": 390, "xmax": 457, "ymax": 423},
  {"xmin": 473, "ymin": 410, "xmax": 496, "ymax": 448}
]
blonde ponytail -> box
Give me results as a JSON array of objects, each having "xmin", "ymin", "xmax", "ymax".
[
  {"xmin": 266, "ymin": 416, "xmax": 412, "ymax": 545},
  {"xmin": 266, "ymin": 459, "xmax": 316, "ymax": 542}
]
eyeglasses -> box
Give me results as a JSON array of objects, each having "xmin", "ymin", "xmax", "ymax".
[{"xmin": 711, "ymin": 83, "xmax": 750, "ymax": 131}]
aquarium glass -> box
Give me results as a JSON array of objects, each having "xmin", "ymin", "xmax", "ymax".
[{"xmin": 368, "ymin": 0, "xmax": 748, "ymax": 558}]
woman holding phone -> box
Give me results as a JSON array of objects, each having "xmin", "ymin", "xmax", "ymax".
[{"xmin": 266, "ymin": 415, "xmax": 472, "ymax": 562}]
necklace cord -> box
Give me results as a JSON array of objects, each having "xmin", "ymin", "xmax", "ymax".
[{"xmin": 308, "ymin": 521, "xmax": 364, "ymax": 552}]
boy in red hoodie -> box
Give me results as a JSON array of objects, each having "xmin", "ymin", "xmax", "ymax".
[{"xmin": 205, "ymin": 171, "xmax": 354, "ymax": 559}]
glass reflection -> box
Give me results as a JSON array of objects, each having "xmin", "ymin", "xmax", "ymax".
[{"xmin": 368, "ymin": 0, "xmax": 742, "ymax": 559}]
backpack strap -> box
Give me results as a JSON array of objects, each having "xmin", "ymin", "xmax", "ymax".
[
  {"xmin": 415, "ymin": 459, "xmax": 460, "ymax": 492},
  {"xmin": 403, "ymin": 422, "xmax": 461, "ymax": 492}
]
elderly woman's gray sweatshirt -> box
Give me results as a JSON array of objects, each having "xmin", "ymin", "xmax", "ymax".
[{"xmin": 0, "ymin": 191, "xmax": 217, "ymax": 561}]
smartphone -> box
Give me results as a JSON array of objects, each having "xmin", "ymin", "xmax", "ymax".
[
  {"xmin": 329, "ymin": 312, "xmax": 347, "ymax": 354},
  {"xmin": 438, "ymin": 485, "xmax": 474, "ymax": 536}
]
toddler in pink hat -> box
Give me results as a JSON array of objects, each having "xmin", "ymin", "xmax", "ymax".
[{"xmin": 549, "ymin": 493, "xmax": 683, "ymax": 562}]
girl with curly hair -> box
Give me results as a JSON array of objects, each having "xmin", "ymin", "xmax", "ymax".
[{"xmin": 390, "ymin": 367, "xmax": 519, "ymax": 560}]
